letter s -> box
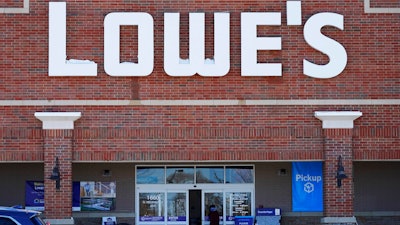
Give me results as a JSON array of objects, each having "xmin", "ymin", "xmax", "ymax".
[{"xmin": 303, "ymin": 13, "xmax": 347, "ymax": 79}]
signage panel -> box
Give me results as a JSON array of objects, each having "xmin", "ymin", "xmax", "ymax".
[
  {"xmin": 292, "ymin": 162, "xmax": 323, "ymax": 212},
  {"xmin": 48, "ymin": 1, "xmax": 347, "ymax": 79}
]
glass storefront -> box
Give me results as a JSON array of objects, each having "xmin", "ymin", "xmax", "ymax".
[
  {"xmin": 167, "ymin": 192, "xmax": 187, "ymax": 221},
  {"xmin": 139, "ymin": 192, "xmax": 165, "ymax": 222},
  {"xmin": 136, "ymin": 165, "xmax": 254, "ymax": 225}
]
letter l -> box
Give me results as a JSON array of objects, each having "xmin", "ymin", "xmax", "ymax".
[{"xmin": 48, "ymin": 2, "xmax": 97, "ymax": 76}]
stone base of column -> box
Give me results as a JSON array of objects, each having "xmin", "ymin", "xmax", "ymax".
[
  {"xmin": 321, "ymin": 216, "xmax": 358, "ymax": 224},
  {"xmin": 44, "ymin": 218, "xmax": 75, "ymax": 225}
]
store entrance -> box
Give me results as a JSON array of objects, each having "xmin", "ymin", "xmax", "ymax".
[
  {"xmin": 135, "ymin": 165, "xmax": 254, "ymax": 225},
  {"xmin": 189, "ymin": 189, "xmax": 202, "ymax": 225}
]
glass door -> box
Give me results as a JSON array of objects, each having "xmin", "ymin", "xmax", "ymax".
[
  {"xmin": 225, "ymin": 191, "xmax": 252, "ymax": 224},
  {"xmin": 167, "ymin": 191, "xmax": 188, "ymax": 224},
  {"xmin": 136, "ymin": 165, "xmax": 255, "ymax": 225},
  {"xmin": 138, "ymin": 191, "xmax": 165, "ymax": 224},
  {"xmin": 204, "ymin": 191, "xmax": 223, "ymax": 225}
]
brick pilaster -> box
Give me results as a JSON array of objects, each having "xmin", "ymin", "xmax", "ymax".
[
  {"xmin": 314, "ymin": 111, "xmax": 362, "ymax": 219},
  {"xmin": 35, "ymin": 112, "xmax": 81, "ymax": 219},
  {"xmin": 44, "ymin": 129, "xmax": 73, "ymax": 219},
  {"xmin": 323, "ymin": 129, "xmax": 354, "ymax": 217}
]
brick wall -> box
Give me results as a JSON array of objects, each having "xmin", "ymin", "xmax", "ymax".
[
  {"xmin": 0, "ymin": 104, "xmax": 399, "ymax": 162},
  {"xmin": 43, "ymin": 129, "xmax": 73, "ymax": 219},
  {"xmin": 0, "ymin": 0, "xmax": 399, "ymax": 219},
  {"xmin": 0, "ymin": 0, "xmax": 24, "ymax": 8},
  {"xmin": 0, "ymin": 0, "xmax": 398, "ymax": 100}
]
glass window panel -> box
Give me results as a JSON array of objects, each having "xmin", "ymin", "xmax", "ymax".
[
  {"xmin": 204, "ymin": 192, "xmax": 223, "ymax": 222},
  {"xmin": 167, "ymin": 192, "xmax": 187, "ymax": 221},
  {"xmin": 225, "ymin": 166, "xmax": 254, "ymax": 183},
  {"xmin": 226, "ymin": 192, "xmax": 252, "ymax": 220},
  {"xmin": 196, "ymin": 167, "xmax": 224, "ymax": 183},
  {"xmin": 139, "ymin": 192, "xmax": 165, "ymax": 222},
  {"xmin": 166, "ymin": 167, "xmax": 194, "ymax": 184},
  {"xmin": 137, "ymin": 167, "xmax": 165, "ymax": 184}
]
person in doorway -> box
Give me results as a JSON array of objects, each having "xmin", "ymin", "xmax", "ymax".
[{"xmin": 209, "ymin": 205, "xmax": 220, "ymax": 225}]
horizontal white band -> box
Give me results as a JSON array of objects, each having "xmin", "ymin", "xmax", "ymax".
[{"xmin": 0, "ymin": 99, "xmax": 399, "ymax": 106}]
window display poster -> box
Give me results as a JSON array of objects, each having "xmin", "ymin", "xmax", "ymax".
[
  {"xmin": 80, "ymin": 181, "xmax": 116, "ymax": 211},
  {"xmin": 139, "ymin": 192, "xmax": 165, "ymax": 222},
  {"xmin": 25, "ymin": 181, "xmax": 81, "ymax": 211},
  {"xmin": 25, "ymin": 181, "xmax": 45, "ymax": 211},
  {"xmin": 225, "ymin": 192, "xmax": 251, "ymax": 221},
  {"xmin": 102, "ymin": 216, "xmax": 117, "ymax": 225},
  {"xmin": 80, "ymin": 181, "xmax": 116, "ymax": 198},
  {"xmin": 72, "ymin": 181, "xmax": 81, "ymax": 211}
]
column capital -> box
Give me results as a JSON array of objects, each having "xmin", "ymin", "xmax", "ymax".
[
  {"xmin": 35, "ymin": 112, "xmax": 81, "ymax": 130},
  {"xmin": 314, "ymin": 111, "xmax": 362, "ymax": 129}
]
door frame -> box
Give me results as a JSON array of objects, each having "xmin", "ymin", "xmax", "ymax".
[{"xmin": 136, "ymin": 184, "xmax": 254, "ymax": 225}]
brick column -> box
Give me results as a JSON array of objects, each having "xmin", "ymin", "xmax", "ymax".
[
  {"xmin": 323, "ymin": 128, "xmax": 353, "ymax": 216},
  {"xmin": 35, "ymin": 112, "xmax": 81, "ymax": 220},
  {"xmin": 314, "ymin": 111, "xmax": 361, "ymax": 223}
]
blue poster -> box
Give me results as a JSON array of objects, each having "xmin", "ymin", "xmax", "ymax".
[
  {"xmin": 72, "ymin": 181, "xmax": 81, "ymax": 211},
  {"xmin": 25, "ymin": 181, "xmax": 81, "ymax": 211},
  {"xmin": 292, "ymin": 162, "xmax": 323, "ymax": 212},
  {"xmin": 25, "ymin": 181, "xmax": 45, "ymax": 211}
]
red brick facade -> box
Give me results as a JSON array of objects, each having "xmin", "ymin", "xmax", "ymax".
[
  {"xmin": 323, "ymin": 129, "xmax": 354, "ymax": 217},
  {"xmin": 1, "ymin": 0, "xmax": 399, "ymax": 222},
  {"xmin": 44, "ymin": 130, "xmax": 73, "ymax": 219}
]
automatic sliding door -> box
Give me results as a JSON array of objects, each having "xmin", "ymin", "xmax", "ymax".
[
  {"xmin": 167, "ymin": 192, "xmax": 187, "ymax": 224},
  {"xmin": 138, "ymin": 192, "xmax": 165, "ymax": 223},
  {"xmin": 204, "ymin": 191, "xmax": 223, "ymax": 225},
  {"xmin": 136, "ymin": 165, "xmax": 255, "ymax": 225},
  {"xmin": 225, "ymin": 191, "xmax": 252, "ymax": 224}
]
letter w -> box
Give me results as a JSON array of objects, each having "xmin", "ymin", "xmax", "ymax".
[{"xmin": 164, "ymin": 13, "xmax": 230, "ymax": 77}]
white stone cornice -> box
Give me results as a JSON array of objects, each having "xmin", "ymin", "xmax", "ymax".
[
  {"xmin": 0, "ymin": 0, "xmax": 29, "ymax": 13},
  {"xmin": 314, "ymin": 111, "xmax": 362, "ymax": 129},
  {"xmin": 1, "ymin": 99, "xmax": 400, "ymax": 106},
  {"xmin": 364, "ymin": 0, "xmax": 400, "ymax": 13},
  {"xmin": 34, "ymin": 112, "xmax": 81, "ymax": 130}
]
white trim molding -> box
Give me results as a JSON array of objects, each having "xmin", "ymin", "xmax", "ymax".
[
  {"xmin": 314, "ymin": 111, "xmax": 362, "ymax": 129},
  {"xmin": 34, "ymin": 112, "xmax": 82, "ymax": 130},
  {"xmin": 0, "ymin": 0, "xmax": 29, "ymax": 13},
  {"xmin": 0, "ymin": 99, "xmax": 399, "ymax": 106},
  {"xmin": 364, "ymin": 0, "xmax": 400, "ymax": 13}
]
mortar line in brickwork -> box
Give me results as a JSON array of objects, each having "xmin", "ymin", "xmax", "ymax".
[{"xmin": 0, "ymin": 99, "xmax": 399, "ymax": 106}]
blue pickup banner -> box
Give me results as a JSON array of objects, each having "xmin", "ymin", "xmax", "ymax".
[{"xmin": 292, "ymin": 162, "xmax": 323, "ymax": 212}]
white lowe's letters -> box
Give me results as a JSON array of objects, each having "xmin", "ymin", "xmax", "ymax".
[
  {"xmin": 241, "ymin": 12, "xmax": 282, "ymax": 76},
  {"xmin": 303, "ymin": 13, "xmax": 347, "ymax": 79},
  {"xmin": 48, "ymin": 2, "xmax": 97, "ymax": 76},
  {"xmin": 104, "ymin": 12, "xmax": 154, "ymax": 76},
  {"xmin": 164, "ymin": 13, "xmax": 230, "ymax": 77},
  {"xmin": 48, "ymin": 1, "xmax": 348, "ymax": 79}
]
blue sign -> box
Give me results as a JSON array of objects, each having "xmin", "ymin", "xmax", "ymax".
[
  {"xmin": 25, "ymin": 181, "xmax": 45, "ymax": 211},
  {"xmin": 72, "ymin": 181, "xmax": 81, "ymax": 210},
  {"xmin": 26, "ymin": 181, "xmax": 81, "ymax": 211},
  {"xmin": 235, "ymin": 216, "xmax": 254, "ymax": 225},
  {"xmin": 256, "ymin": 208, "xmax": 281, "ymax": 216},
  {"xmin": 292, "ymin": 162, "xmax": 323, "ymax": 212}
]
